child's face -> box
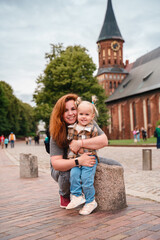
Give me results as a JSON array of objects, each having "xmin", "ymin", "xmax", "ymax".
[{"xmin": 78, "ymin": 104, "xmax": 95, "ymax": 126}]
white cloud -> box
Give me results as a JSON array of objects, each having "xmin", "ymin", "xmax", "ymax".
[{"xmin": 0, "ymin": 0, "xmax": 160, "ymax": 106}]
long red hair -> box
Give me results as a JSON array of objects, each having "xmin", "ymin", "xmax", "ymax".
[{"xmin": 49, "ymin": 94, "xmax": 78, "ymax": 148}]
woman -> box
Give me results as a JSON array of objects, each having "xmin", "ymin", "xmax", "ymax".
[{"xmin": 50, "ymin": 93, "xmax": 119, "ymax": 209}]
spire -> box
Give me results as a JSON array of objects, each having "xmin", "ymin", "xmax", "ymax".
[{"xmin": 97, "ymin": 0, "xmax": 124, "ymax": 42}]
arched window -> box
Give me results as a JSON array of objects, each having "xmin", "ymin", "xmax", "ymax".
[
  {"xmin": 133, "ymin": 102, "xmax": 136, "ymax": 128},
  {"xmin": 147, "ymin": 99, "xmax": 151, "ymax": 124}
]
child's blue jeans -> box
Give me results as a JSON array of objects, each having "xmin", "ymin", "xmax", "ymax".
[{"xmin": 70, "ymin": 156, "xmax": 98, "ymax": 204}]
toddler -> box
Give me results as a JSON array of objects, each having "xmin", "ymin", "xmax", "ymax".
[{"xmin": 66, "ymin": 100, "xmax": 99, "ymax": 215}]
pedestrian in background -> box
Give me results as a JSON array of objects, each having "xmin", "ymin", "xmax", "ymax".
[
  {"xmin": 4, "ymin": 137, "xmax": 9, "ymax": 148},
  {"xmin": 28, "ymin": 136, "xmax": 32, "ymax": 145},
  {"xmin": 9, "ymin": 132, "xmax": 16, "ymax": 148},
  {"xmin": 136, "ymin": 129, "xmax": 140, "ymax": 142},
  {"xmin": 133, "ymin": 129, "xmax": 137, "ymax": 143},
  {"xmin": 154, "ymin": 125, "xmax": 160, "ymax": 149},
  {"xmin": 25, "ymin": 137, "xmax": 29, "ymax": 145},
  {"xmin": 141, "ymin": 127, "xmax": 147, "ymax": 141},
  {"xmin": 1, "ymin": 135, "xmax": 5, "ymax": 149}
]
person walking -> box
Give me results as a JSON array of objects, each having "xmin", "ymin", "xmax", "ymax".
[
  {"xmin": 1, "ymin": 135, "xmax": 5, "ymax": 149},
  {"xmin": 155, "ymin": 125, "xmax": 160, "ymax": 149},
  {"xmin": 9, "ymin": 132, "xmax": 16, "ymax": 148},
  {"xmin": 4, "ymin": 137, "xmax": 9, "ymax": 148}
]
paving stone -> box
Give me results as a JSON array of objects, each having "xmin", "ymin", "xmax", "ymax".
[{"xmin": 1, "ymin": 142, "xmax": 160, "ymax": 240}]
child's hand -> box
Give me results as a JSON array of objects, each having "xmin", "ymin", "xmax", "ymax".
[{"xmin": 69, "ymin": 140, "xmax": 82, "ymax": 154}]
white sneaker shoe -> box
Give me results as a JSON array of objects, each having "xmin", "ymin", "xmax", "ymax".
[
  {"xmin": 79, "ymin": 200, "xmax": 97, "ymax": 215},
  {"xmin": 66, "ymin": 195, "xmax": 86, "ymax": 209}
]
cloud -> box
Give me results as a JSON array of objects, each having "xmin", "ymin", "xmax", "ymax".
[{"xmin": 0, "ymin": 0, "xmax": 160, "ymax": 106}]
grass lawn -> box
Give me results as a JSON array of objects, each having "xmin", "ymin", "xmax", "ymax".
[{"xmin": 109, "ymin": 137, "xmax": 157, "ymax": 145}]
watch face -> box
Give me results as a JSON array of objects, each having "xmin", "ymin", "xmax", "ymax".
[{"xmin": 111, "ymin": 41, "xmax": 120, "ymax": 51}]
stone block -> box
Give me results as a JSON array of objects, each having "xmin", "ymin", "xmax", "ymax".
[
  {"xmin": 20, "ymin": 153, "xmax": 38, "ymax": 178},
  {"xmin": 142, "ymin": 149, "xmax": 152, "ymax": 170},
  {"xmin": 95, "ymin": 163, "xmax": 127, "ymax": 211}
]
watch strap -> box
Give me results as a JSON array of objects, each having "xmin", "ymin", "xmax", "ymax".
[{"xmin": 75, "ymin": 158, "xmax": 79, "ymax": 166}]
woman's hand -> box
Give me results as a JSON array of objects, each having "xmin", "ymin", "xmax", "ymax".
[
  {"xmin": 78, "ymin": 153, "xmax": 96, "ymax": 167},
  {"xmin": 69, "ymin": 140, "xmax": 82, "ymax": 154}
]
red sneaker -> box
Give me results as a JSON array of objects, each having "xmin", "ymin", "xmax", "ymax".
[{"xmin": 60, "ymin": 195, "xmax": 70, "ymax": 208}]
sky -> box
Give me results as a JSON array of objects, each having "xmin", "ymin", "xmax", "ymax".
[{"xmin": 0, "ymin": 0, "xmax": 160, "ymax": 106}]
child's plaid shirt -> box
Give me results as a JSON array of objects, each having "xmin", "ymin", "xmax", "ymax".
[{"xmin": 67, "ymin": 122, "xmax": 98, "ymax": 159}]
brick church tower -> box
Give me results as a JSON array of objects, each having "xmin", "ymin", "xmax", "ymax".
[{"xmin": 97, "ymin": 0, "xmax": 128, "ymax": 96}]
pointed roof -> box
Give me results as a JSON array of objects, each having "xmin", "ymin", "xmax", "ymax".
[{"xmin": 97, "ymin": 0, "xmax": 124, "ymax": 43}]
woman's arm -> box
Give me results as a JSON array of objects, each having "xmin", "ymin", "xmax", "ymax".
[
  {"xmin": 51, "ymin": 153, "xmax": 96, "ymax": 171},
  {"xmin": 69, "ymin": 133, "xmax": 108, "ymax": 154}
]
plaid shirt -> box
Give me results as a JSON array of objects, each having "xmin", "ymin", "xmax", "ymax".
[{"xmin": 67, "ymin": 122, "xmax": 98, "ymax": 159}]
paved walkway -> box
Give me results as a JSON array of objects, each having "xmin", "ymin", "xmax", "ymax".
[
  {"xmin": 4, "ymin": 141, "xmax": 160, "ymax": 202},
  {"xmin": 0, "ymin": 142, "xmax": 160, "ymax": 240}
]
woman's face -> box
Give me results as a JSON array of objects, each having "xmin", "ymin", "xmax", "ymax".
[{"xmin": 63, "ymin": 100, "xmax": 77, "ymax": 125}]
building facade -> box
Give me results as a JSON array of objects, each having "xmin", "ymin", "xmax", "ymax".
[{"xmin": 97, "ymin": 0, "xmax": 160, "ymax": 139}]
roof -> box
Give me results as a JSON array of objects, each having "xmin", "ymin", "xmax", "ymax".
[
  {"xmin": 106, "ymin": 47, "xmax": 160, "ymax": 103},
  {"xmin": 132, "ymin": 47, "xmax": 160, "ymax": 69},
  {"xmin": 97, "ymin": 0, "xmax": 124, "ymax": 43},
  {"xmin": 97, "ymin": 67, "xmax": 128, "ymax": 76}
]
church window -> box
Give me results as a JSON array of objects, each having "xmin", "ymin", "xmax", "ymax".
[
  {"xmin": 103, "ymin": 49, "xmax": 105, "ymax": 57},
  {"xmin": 114, "ymin": 59, "xmax": 117, "ymax": 64},
  {"xmin": 147, "ymin": 99, "xmax": 151, "ymax": 124},
  {"xmin": 108, "ymin": 59, "xmax": 111, "ymax": 64},
  {"xmin": 114, "ymin": 82, "xmax": 116, "ymax": 88},
  {"xmin": 109, "ymin": 82, "xmax": 112, "ymax": 89},
  {"xmin": 130, "ymin": 103, "xmax": 134, "ymax": 131},
  {"xmin": 108, "ymin": 49, "xmax": 111, "ymax": 56},
  {"xmin": 109, "ymin": 75, "xmax": 112, "ymax": 79},
  {"xmin": 103, "ymin": 59, "xmax": 105, "ymax": 65},
  {"xmin": 133, "ymin": 102, "xmax": 137, "ymax": 128},
  {"xmin": 118, "ymin": 105, "xmax": 122, "ymax": 132}
]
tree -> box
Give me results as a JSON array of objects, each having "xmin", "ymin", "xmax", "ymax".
[
  {"xmin": 0, "ymin": 84, "xmax": 9, "ymax": 133},
  {"xmin": 0, "ymin": 81, "xmax": 37, "ymax": 136},
  {"xmin": 34, "ymin": 44, "xmax": 109, "ymax": 127}
]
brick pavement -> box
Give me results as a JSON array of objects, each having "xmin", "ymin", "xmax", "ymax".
[
  {"xmin": 4, "ymin": 141, "xmax": 160, "ymax": 202},
  {"xmin": 1, "ymin": 144, "xmax": 160, "ymax": 239}
]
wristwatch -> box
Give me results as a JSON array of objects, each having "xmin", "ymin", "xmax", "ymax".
[{"xmin": 75, "ymin": 158, "xmax": 79, "ymax": 166}]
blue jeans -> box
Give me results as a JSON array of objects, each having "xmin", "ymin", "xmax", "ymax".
[{"xmin": 70, "ymin": 156, "xmax": 98, "ymax": 204}]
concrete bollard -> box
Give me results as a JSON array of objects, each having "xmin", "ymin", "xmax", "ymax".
[
  {"xmin": 142, "ymin": 149, "xmax": 152, "ymax": 170},
  {"xmin": 20, "ymin": 153, "xmax": 38, "ymax": 178},
  {"xmin": 95, "ymin": 163, "xmax": 127, "ymax": 211}
]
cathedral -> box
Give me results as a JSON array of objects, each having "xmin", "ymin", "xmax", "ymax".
[{"xmin": 97, "ymin": 0, "xmax": 160, "ymax": 140}]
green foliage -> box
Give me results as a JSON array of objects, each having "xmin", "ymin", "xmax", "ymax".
[
  {"xmin": 34, "ymin": 44, "xmax": 109, "ymax": 127},
  {"xmin": 156, "ymin": 120, "xmax": 160, "ymax": 127},
  {"xmin": 109, "ymin": 137, "xmax": 156, "ymax": 145},
  {"xmin": 0, "ymin": 81, "xmax": 37, "ymax": 137}
]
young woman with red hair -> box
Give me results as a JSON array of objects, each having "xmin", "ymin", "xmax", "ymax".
[{"xmin": 49, "ymin": 93, "xmax": 110, "ymax": 210}]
